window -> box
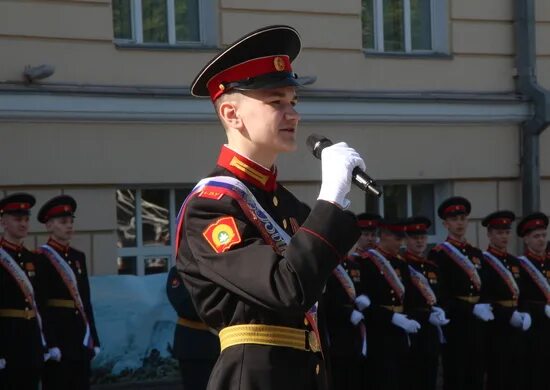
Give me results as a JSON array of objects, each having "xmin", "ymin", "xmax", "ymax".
[
  {"xmin": 112, "ymin": 0, "xmax": 217, "ymax": 46},
  {"xmin": 362, "ymin": 0, "xmax": 448, "ymax": 54},
  {"xmin": 116, "ymin": 187, "xmax": 192, "ymax": 275},
  {"xmin": 365, "ymin": 182, "xmax": 450, "ymax": 243}
]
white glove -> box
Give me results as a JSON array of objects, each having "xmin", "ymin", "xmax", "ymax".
[
  {"xmin": 350, "ymin": 310, "xmax": 364, "ymax": 326},
  {"xmin": 391, "ymin": 313, "xmax": 421, "ymax": 333},
  {"xmin": 545, "ymin": 305, "xmax": 550, "ymax": 319},
  {"xmin": 509, "ymin": 310, "xmax": 523, "ymax": 328},
  {"xmin": 473, "ymin": 303, "xmax": 494, "ymax": 322},
  {"xmin": 521, "ymin": 312, "xmax": 532, "ymax": 331},
  {"xmin": 93, "ymin": 347, "xmax": 101, "ymax": 357},
  {"xmin": 0, "ymin": 358, "xmax": 5, "ymax": 370},
  {"xmin": 317, "ymin": 142, "xmax": 366, "ymax": 209},
  {"xmin": 429, "ymin": 307, "xmax": 450, "ymax": 326},
  {"xmin": 355, "ymin": 294, "xmax": 371, "ymax": 311},
  {"xmin": 48, "ymin": 347, "xmax": 62, "ymax": 362},
  {"xmin": 43, "ymin": 352, "xmax": 50, "ymax": 362}
]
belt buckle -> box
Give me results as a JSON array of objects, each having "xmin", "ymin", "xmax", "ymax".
[{"xmin": 307, "ymin": 331, "xmax": 321, "ymax": 353}]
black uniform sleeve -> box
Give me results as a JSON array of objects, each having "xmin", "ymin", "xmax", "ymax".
[
  {"xmin": 182, "ymin": 196, "xmax": 360, "ymax": 314},
  {"xmin": 360, "ymin": 258, "xmax": 395, "ymax": 325},
  {"xmin": 323, "ymin": 274, "xmax": 355, "ymax": 326},
  {"xmin": 33, "ymin": 252, "xmax": 54, "ymax": 348}
]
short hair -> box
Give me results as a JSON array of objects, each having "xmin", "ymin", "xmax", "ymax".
[{"xmin": 214, "ymin": 91, "xmax": 242, "ymax": 129}]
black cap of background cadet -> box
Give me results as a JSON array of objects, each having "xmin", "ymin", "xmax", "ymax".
[
  {"xmin": 481, "ymin": 210, "xmax": 515, "ymax": 230},
  {"xmin": 437, "ymin": 196, "xmax": 471, "ymax": 219},
  {"xmin": 516, "ymin": 212, "xmax": 548, "ymax": 237},
  {"xmin": 404, "ymin": 216, "xmax": 432, "ymax": 236},
  {"xmin": 37, "ymin": 195, "xmax": 77, "ymax": 224},
  {"xmin": 0, "ymin": 193, "xmax": 36, "ymax": 216}
]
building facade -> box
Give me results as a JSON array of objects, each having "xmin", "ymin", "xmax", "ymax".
[{"xmin": 1, "ymin": 0, "xmax": 549, "ymax": 275}]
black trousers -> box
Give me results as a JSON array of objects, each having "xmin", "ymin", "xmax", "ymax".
[
  {"xmin": 329, "ymin": 355, "xmax": 364, "ymax": 390},
  {"xmin": 42, "ymin": 359, "xmax": 90, "ymax": 390},
  {"xmin": 179, "ymin": 358, "xmax": 216, "ymax": 390},
  {"xmin": 0, "ymin": 367, "xmax": 40, "ymax": 390}
]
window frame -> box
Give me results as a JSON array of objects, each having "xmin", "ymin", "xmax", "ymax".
[
  {"xmin": 366, "ymin": 181, "xmax": 451, "ymax": 244},
  {"xmin": 117, "ymin": 187, "xmax": 191, "ymax": 276},
  {"xmin": 363, "ymin": 0, "xmax": 449, "ymax": 55},
  {"xmin": 113, "ymin": 0, "xmax": 218, "ymax": 48}
]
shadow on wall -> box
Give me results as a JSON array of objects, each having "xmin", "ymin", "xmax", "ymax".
[{"xmin": 90, "ymin": 273, "xmax": 180, "ymax": 385}]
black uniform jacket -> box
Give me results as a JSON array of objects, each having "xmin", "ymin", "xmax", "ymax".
[
  {"xmin": 166, "ymin": 266, "xmax": 219, "ymax": 360},
  {"xmin": 0, "ymin": 238, "xmax": 47, "ymax": 370},
  {"xmin": 177, "ymin": 146, "xmax": 360, "ymax": 390},
  {"xmin": 38, "ymin": 239, "xmax": 100, "ymax": 361}
]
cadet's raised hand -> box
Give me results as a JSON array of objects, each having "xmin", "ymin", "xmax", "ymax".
[{"xmin": 318, "ymin": 142, "xmax": 366, "ymax": 209}]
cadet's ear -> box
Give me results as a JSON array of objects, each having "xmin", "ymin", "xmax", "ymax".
[{"xmin": 218, "ymin": 99, "xmax": 243, "ymax": 130}]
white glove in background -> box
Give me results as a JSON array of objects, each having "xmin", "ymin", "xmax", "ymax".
[
  {"xmin": 429, "ymin": 307, "xmax": 450, "ymax": 326},
  {"xmin": 317, "ymin": 142, "xmax": 366, "ymax": 209},
  {"xmin": 93, "ymin": 347, "xmax": 101, "ymax": 357},
  {"xmin": 0, "ymin": 358, "xmax": 5, "ymax": 370},
  {"xmin": 545, "ymin": 305, "xmax": 550, "ymax": 319},
  {"xmin": 355, "ymin": 294, "xmax": 371, "ymax": 311},
  {"xmin": 509, "ymin": 310, "xmax": 523, "ymax": 328},
  {"xmin": 350, "ymin": 310, "xmax": 365, "ymax": 326},
  {"xmin": 48, "ymin": 347, "xmax": 62, "ymax": 362},
  {"xmin": 391, "ymin": 313, "xmax": 421, "ymax": 333},
  {"xmin": 473, "ymin": 303, "xmax": 494, "ymax": 322},
  {"xmin": 520, "ymin": 312, "xmax": 532, "ymax": 331}
]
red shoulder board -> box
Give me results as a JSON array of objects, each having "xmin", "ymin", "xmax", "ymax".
[{"xmin": 203, "ymin": 216, "xmax": 242, "ymax": 253}]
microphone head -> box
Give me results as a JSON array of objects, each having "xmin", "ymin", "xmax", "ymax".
[{"xmin": 306, "ymin": 134, "xmax": 332, "ymax": 159}]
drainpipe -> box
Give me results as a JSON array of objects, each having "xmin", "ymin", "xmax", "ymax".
[{"xmin": 515, "ymin": 0, "xmax": 550, "ymax": 215}]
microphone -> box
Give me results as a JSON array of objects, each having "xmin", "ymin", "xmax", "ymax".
[{"xmin": 306, "ymin": 134, "xmax": 382, "ymax": 198}]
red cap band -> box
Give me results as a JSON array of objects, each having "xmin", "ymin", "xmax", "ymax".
[
  {"xmin": 358, "ymin": 220, "xmax": 379, "ymax": 229},
  {"xmin": 207, "ymin": 55, "xmax": 292, "ymax": 101},
  {"xmin": 406, "ymin": 223, "xmax": 427, "ymax": 232},
  {"xmin": 443, "ymin": 204, "xmax": 466, "ymax": 215},
  {"xmin": 2, "ymin": 202, "xmax": 31, "ymax": 212},
  {"xmin": 521, "ymin": 219, "xmax": 546, "ymax": 234},
  {"xmin": 44, "ymin": 204, "xmax": 73, "ymax": 221},
  {"xmin": 488, "ymin": 218, "xmax": 511, "ymax": 227}
]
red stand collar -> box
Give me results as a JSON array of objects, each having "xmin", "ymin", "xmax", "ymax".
[
  {"xmin": 525, "ymin": 248, "xmax": 546, "ymax": 263},
  {"xmin": 487, "ymin": 246, "xmax": 507, "ymax": 258},
  {"xmin": 0, "ymin": 237, "xmax": 23, "ymax": 252},
  {"xmin": 446, "ymin": 236, "xmax": 468, "ymax": 249},
  {"xmin": 47, "ymin": 238, "xmax": 70, "ymax": 254},
  {"xmin": 217, "ymin": 146, "xmax": 278, "ymax": 192}
]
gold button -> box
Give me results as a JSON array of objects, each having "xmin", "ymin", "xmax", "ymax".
[
  {"xmin": 390, "ymin": 290, "xmax": 394, "ymax": 294},
  {"xmin": 68, "ymin": 261, "xmax": 72, "ymax": 265},
  {"xmin": 25, "ymin": 307, "xmax": 29, "ymax": 311},
  {"xmin": 392, "ymin": 297, "xmax": 396, "ymax": 302},
  {"xmin": 273, "ymin": 196, "xmax": 278, "ymax": 206},
  {"xmin": 283, "ymin": 219, "xmax": 288, "ymax": 229},
  {"xmin": 304, "ymin": 318, "xmax": 309, "ymax": 326},
  {"xmin": 315, "ymin": 364, "xmax": 320, "ymax": 375},
  {"xmin": 75, "ymin": 310, "xmax": 79, "ymax": 315}
]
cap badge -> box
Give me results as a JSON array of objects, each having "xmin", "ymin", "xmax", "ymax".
[{"xmin": 273, "ymin": 56, "xmax": 285, "ymax": 72}]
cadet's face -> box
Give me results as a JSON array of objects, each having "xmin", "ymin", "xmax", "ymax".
[
  {"xmin": 0, "ymin": 214, "xmax": 30, "ymax": 240},
  {"xmin": 381, "ymin": 231, "xmax": 403, "ymax": 254},
  {"xmin": 523, "ymin": 228, "xmax": 547, "ymax": 254},
  {"xmin": 357, "ymin": 230, "xmax": 377, "ymax": 250},
  {"xmin": 47, "ymin": 216, "xmax": 74, "ymax": 242},
  {"xmin": 444, "ymin": 214, "xmax": 468, "ymax": 237},
  {"xmin": 406, "ymin": 234, "xmax": 428, "ymax": 255},
  {"xmin": 487, "ymin": 228, "xmax": 511, "ymax": 250},
  {"xmin": 237, "ymin": 87, "xmax": 300, "ymax": 154}
]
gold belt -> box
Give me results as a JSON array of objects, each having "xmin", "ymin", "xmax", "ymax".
[
  {"xmin": 177, "ymin": 317, "xmax": 210, "ymax": 331},
  {"xmin": 0, "ymin": 308, "xmax": 36, "ymax": 319},
  {"xmin": 495, "ymin": 300, "xmax": 518, "ymax": 308},
  {"xmin": 219, "ymin": 324, "xmax": 321, "ymax": 353},
  {"xmin": 47, "ymin": 299, "xmax": 76, "ymax": 309},
  {"xmin": 456, "ymin": 296, "xmax": 480, "ymax": 304},
  {"xmin": 381, "ymin": 305, "xmax": 404, "ymax": 313}
]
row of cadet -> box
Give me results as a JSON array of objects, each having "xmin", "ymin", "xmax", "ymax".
[
  {"xmin": 163, "ymin": 195, "xmax": 550, "ymax": 390},
  {"xmin": 323, "ymin": 196, "xmax": 549, "ymax": 390},
  {"xmin": 0, "ymin": 193, "xmax": 100, "ymax": 390}
]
